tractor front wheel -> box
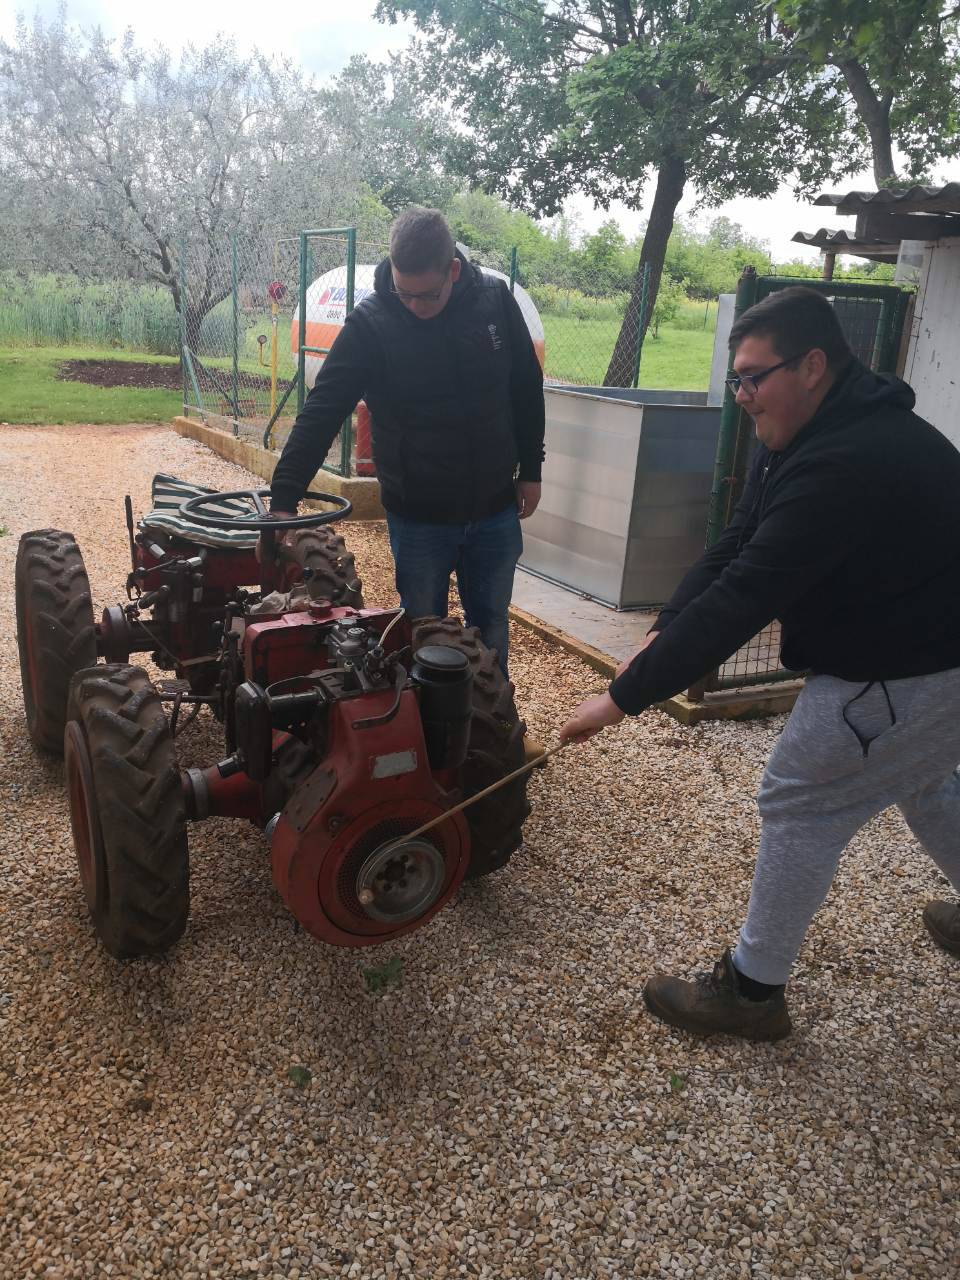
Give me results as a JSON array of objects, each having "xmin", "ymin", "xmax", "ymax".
[
  {"xmin": 65, "ymin": 664, "xmax": 189, "ymax": 958},
  {"xmin": 15, "ymin": 529, "xmax": 97, "ymax": 754},
  {"xmin": 411, "ymin": 618, "xmax": 530, "ymax": 879}
]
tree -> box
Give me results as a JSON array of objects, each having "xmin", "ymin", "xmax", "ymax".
[
  {"xmin": 318, "ymin": 54, "xmax": 460, "ymax": 215},
  {"xmin": 664, "ymin": 219, "xmax": 773, "ymax": 297},
  {"xmin": 376, "ymin": 0, "xmax": 857, "ymax": 384},
  {"xmin": 575, "ymin": 219, "xmax": 633, "ymax": 295},
  {"xmin": 775, "ymin": 0, "xmax": 960, "ymax": 185},
  {"xmin": 0, "ymin": 14, "xmax": 374, "ymax": 345}
]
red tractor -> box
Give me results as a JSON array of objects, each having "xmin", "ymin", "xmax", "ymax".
[{"xmin": 15, "ymin": 476, "xmax": 530, "ymax": 958}]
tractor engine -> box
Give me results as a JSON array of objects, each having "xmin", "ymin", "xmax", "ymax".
[{"xmin": 183, "ymin": 602, "xmax": 474, "ymax": 946}]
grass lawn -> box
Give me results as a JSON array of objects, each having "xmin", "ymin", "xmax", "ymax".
[
  {"xmin": 0, "ymin": 346, "xmax": 183, "ymax": 424},
  {"xmin": 1, "ymin": 319, "xmax": 716, "ymax": 427},
  {"xmin": 542, "ymin": 315, "xmax": 714, "ymax": 389}
]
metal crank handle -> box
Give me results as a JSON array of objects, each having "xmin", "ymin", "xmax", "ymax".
[{"xmin": 357, "ymin": 741, "xmax": 569, "ymax": 898}]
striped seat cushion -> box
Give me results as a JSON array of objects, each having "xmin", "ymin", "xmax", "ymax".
[{"xmin": 140, "ymin": 473, "xmax": 261, "ymax": 549}]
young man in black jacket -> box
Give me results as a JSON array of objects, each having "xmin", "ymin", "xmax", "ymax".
[
  {"xmin": 268, "ymin": 207, "xmax": 545, "ymax": 674},
  {"xmin": 560, "ymin": 286, "xmax": 960, "ymax": 1041}
]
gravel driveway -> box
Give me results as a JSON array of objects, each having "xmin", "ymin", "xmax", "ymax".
[{"xmin": 1, "ymin": 423, "xmax": 957, "ymax": 1280}]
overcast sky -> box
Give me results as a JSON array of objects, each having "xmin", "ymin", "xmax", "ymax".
[{"xmin": 0, "ymin": 0, "xmax": 903, "ymax": 263}]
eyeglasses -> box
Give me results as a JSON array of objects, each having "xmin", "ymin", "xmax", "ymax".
[
  {"xmin": 725, "ymin": 352, "xmax": 807, "ymax": 397},
  {"xmin": 389, "ymin": 267, "xmax": 451, "ymax": 304}
]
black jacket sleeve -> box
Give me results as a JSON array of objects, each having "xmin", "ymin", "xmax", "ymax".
[
  {"xmin": 650, "ymin": 446, "xmax": 768, "ymax": 633},
  {"xmin": 608, "ymin": 456, "xmax": 870, "ymax": 714},
  {"xmin": 270, "ymin": 315, "xmax": 376, "ymax": 512},
  {"xmin": 501, "ymin": 284, "xmax": 545, "ymax": 482}
]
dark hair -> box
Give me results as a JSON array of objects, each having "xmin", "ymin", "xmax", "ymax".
[
  {"xmin": 729, "ymin": 286, "xmax": 853, "ymax": 370},
  {"xmin": 389, "ymin": 207, "xmax": 456, "ymax": 275}
]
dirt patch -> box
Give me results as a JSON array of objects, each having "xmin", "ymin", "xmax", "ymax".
[
  {"xmin": 57, "ymin": 358, "xmax": 184, "ymax": 390},
  {"xmin": 57, "ymin": 358, "xmax": 277, "ymax": 397}
]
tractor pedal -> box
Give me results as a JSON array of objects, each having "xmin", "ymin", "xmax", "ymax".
[{"xmin": 156, "ymin": 679, "xmax": 191, "ymax": 695}]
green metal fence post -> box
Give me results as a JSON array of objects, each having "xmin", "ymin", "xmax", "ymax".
[
  {"xmin": 340, "ymin": 227, "xmax": 357, "ymax": 477},
  {"xmin": 231, "ymin": 232, "xmax": 240, "ymax": 430},
  {"xmin": 297, "ymin": 232, "xmax": 308, "ymax": 414},
  {"xmin": 178, "ymin": 239, "xmax": 205, "ymax": 422},
  {"xmin": 706, "ymin": 265, "xmax": 757, "ymax": 547},
  {"xmin": 631, "ymin": 262, "xmax": 651, "ymax": 389},
  {"xmin": 178, "ymin": 239, "xmax": 188, "ymax": 416},
  {"xmin": 509, "ymin": 246, "xmax": 518, "ymax": 294}
]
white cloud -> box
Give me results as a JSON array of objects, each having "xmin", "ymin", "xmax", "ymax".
[{"xmin": 0, "ymin": 0, "xmax": 414, "ymax": 77}]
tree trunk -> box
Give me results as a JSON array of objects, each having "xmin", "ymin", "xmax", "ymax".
[
  {"xmin": 181, "ymin": 303, "xmax": 206, "ymax": 355},
  {"xmin": 839, "ymin": 59, "xmax": 897, "ymax": 186},
  {"xmin": 603, "ymin": 155, "xmax": 687, "ymax": 387}
]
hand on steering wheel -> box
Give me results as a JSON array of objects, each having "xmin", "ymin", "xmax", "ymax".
[{"xmin": 178, "ymin": 488, "xmax": 353, "ymax": 592}]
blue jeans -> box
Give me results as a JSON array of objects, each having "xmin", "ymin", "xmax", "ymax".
[{"xmin": 386, "ymin": 504, "xmax": 523, "ymax": 674}]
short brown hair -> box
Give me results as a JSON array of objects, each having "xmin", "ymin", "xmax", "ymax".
[
  {"xmin": 729, "ymin": 286, "xmax": 853, "ymax": 371},
  {"xmin": 389, "ymin": 207, "xmax": 456, "ymax": 275}
]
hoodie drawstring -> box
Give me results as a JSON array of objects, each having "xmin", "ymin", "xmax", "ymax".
[{"xmin": 841, "ymin": 680, "xmax": 897, "ymax": 758}]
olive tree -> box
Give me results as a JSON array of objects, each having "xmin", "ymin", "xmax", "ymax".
[{"xmin": 0, "ymin": 14, "xmax": 374, "ymax": 343}]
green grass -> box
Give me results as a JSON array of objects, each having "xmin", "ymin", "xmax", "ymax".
[
  {"xmin": 0, "ymin": 346, "xmax": 182, "ymax": 424},
  {"xmin": 542, "ymin": 315, "xmax": 714, "ymax": 389},
  {"xmin": 1, "ymin": 314, "xmax": 716, "ymax": 426}
]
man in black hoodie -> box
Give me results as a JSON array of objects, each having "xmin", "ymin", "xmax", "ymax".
[
  {"xmin": 268, "ymin": 207, "xmax": 545, "ymax": 675},
  {"xmin": 560, "ymin": 286, "xmax": 960, "ymax": 1041}
]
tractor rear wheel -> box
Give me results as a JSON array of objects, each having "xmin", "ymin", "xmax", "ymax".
[
  {"xmin": 15, "ymin": 529, "xmax": 98, "ymax": 754},
  {"xmin": 282, "ymin": 527, "xmax": 364, "ymax": 608},
  {"xmin": 64, "ymin": 664, "xmax": 189, "ymax": 958},
  {"xmin": 411, "ymin": 617, "xmax": 530, "ymax": 879}
]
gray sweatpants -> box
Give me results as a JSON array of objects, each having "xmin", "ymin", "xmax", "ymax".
[{"xmin": 732, "ymin": 667, "xmax": 960, "ymax": 985}]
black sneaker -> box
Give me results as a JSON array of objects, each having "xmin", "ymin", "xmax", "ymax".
[
  {"xmin": 923, "ymin": 901, "xmax": 960, "ymax": 956},
  {"xmin": 643, "ymin": 948, "xmax": 792, "ymax": 1042}
]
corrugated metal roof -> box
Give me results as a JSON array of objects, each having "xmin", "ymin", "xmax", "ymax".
[
  {"xmin": 790, "ymin": 229, "xmax": 900, "ymax": 260},
  {"xmin": 792, "ymin": 229, "xmax": 892, "ymax": 246},
  {"xmin": 813, "ymin": 183, "xmax": 960, "ymax": 215}
]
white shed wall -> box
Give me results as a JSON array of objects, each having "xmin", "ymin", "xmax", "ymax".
[{"xmin": 905, "ymin": 240, "xmax": 960, "ymax": 449}]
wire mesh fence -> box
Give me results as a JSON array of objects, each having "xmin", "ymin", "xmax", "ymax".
[
  {"xmin": 178, "ymin": 233, "xmax": 662, "ymax": 474},
  {"xmin": 179, "ymin": 233, "xmax": 302, "ymax": 450}
]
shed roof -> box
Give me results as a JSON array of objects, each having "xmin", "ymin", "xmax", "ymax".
[
  {"xmin": 790, "ymin": 228, "xmax": 900, "ymax": 262},
  {"xmin": 813, "ymin": 183, "xmax": 960, "ymax": 217}
]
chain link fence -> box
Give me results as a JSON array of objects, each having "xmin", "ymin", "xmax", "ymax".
[
  {"xmin": 179, "ymin": 233, "xmax": 301, "ymax": 449},
  {"xmin": 178, "ymin": 231, "xmax": 672, "ymax": 468}
]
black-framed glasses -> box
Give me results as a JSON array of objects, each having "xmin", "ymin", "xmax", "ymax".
[
  {"xmin": 389, "ymin": 267, "xmax": 451, "ymax": 304},
  {"xmin": 725, "ymin": 352, "xmax": 807, "ymax": 397}
]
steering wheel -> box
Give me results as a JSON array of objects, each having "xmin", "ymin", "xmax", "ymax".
[{"xmin": 179, "ymin": 488, "xmax": 352, "ymax": 530}]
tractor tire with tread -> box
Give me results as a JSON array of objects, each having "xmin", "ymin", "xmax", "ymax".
[
  {"xmin": 65, "ymin": 664, "xmax": 189, "ymax": 959},
  {"xmin": 411, "ymin": 617, "xmax": 530, "ymax": 879},
  {"xmin": 282, "ymin": 527, "xmax": 363, "ymax": 608},
  {"xmin": 15, "ymin": 529, "xmax": 98, "ymax": 754}
]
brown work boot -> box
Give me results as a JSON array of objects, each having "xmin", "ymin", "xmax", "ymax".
[
  {"xmin": 643, "ymin": 949, "xmax": 792, "ymax": 1042},
  {"xmin": 523, "ymin": 733, "xmax": 548, "ymax": 768},
  {"xmin": 923, "ymin": 900, "xmax": 960, "ymax": 956}
]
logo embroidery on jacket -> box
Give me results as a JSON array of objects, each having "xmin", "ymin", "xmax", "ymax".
[{"xmin": 488, "ymin": 323, "xmax": 502, "ymax": 351}]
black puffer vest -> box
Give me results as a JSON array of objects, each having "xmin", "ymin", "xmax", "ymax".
[{"xmin": 355, "ymin": 255, "xmax": 519, "ymax": 523}]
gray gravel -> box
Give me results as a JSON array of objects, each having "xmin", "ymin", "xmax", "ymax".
[{"xmin": 1, "ymin": 422, "xmax": 958, "ymax": 1280}]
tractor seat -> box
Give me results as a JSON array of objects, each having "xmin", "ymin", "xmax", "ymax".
[{"xmin": 140, "ymin": 473, "xmax": 261, "ymax": 550}]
